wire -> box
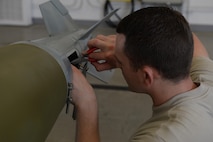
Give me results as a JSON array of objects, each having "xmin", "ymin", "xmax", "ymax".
[
  {"xmin": 103, "ymin": 0, "xmax": 135, "ymax": 28},
  {"xmin": 131, "ymin": 0, "xmax": 135, "ymax": 13},
  {"xmin": 92, "ymin": 84, "xmax": 129, "ymax": 91}
]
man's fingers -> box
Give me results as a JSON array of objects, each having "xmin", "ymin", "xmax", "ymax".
[
  {"xmin": 87, "ymin": 35, "xmax": 116, "ymax": 51},
  {"xmin": 89, "ymin": 52, "xmax": 106, "ymax": 60},
  {"xmin": 88, "ymin": 39, "xmax": 110, "ymax": 51},
  {"xmin": 96, "ymin": 34, "xmax": 116, "ymax": 43},
  {"xmin": 91, "ymin": 62, "xmax": 113, "ymax": 71}
]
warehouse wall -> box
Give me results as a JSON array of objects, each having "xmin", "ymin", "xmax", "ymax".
[
  {"xmin": 0, "ymin": 0, "xmax": 211, "ymax": 26},
  {"xmin": 32, "ymin": 0, "xmax": 213, "ymax": 26}
]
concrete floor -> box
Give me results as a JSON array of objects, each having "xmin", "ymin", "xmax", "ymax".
[{"xmin": 0, "ymin": 22, "xmax": 213, "ymax": 142}]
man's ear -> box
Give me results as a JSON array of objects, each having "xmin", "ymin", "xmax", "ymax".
[{"xmin": 139, "ymin": 66, "xmax": 155, "ymax": 88}]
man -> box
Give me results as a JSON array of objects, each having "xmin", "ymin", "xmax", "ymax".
[{"xmin": 71, "ymin": 7, "xmax": 213, "ymax": 142}]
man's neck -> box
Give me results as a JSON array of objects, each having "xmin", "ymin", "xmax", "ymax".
[{"xmin": 149, "ymin": 77, "xmax": 197, "ymax": 106}]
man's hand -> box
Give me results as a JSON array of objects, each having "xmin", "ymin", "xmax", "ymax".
[
  {"xmin": 71, "ymin": 65, "xmax": 100, "ymax": 142},
  {"xmin": 71, "ymin": 65, "xmax": 95, "ymax": 108},
  {"xmin": 87, "ymin": 34, "xmax": 121, "ymax": 71}
]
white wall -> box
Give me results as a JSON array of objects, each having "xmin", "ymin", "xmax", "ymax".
[
  {"xmin": 32, "ymin": 0, "xmax": 106, "ymax": 20},
  {"xmin": 0, "ymin": 0, "xmax": 32, "ymax": 25},
  {"xmin": 32, "ymin": 0, "xmax": 213, "ymax": 25}
]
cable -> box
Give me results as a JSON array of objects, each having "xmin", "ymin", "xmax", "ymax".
[
  {"xmin": 92, "ymin": 84, "xmax": 129, "ymax": 91},
  {"xmin": 104, "ymin": 0, "xmax": 120, "ymax": 28},
  {"xmin": 131, "ymin": 0, "xmax": 135, "ymax": 13},
  {"xmin": 104, "ymin": 0, "xmax": 135, "ymax": 28}
]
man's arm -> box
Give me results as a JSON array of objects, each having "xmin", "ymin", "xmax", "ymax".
[
  {"xmin": 71, "ymin": 34, "xmax": 118, "ymax": 142},
  {"xmin": 71, "ymin": 65, "xmax": 100, "ymax": 142},
  {"xmin": 193, "ymin": 33, "xmax": 209, "ymax": 58},
  {"xmin": 190, "ymin": 33, "xmax": 213, "ymax": 85}
]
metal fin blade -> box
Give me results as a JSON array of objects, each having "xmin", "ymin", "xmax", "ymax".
[{"xmin": 39, "ymin": 0, "xmax": 79, "ymax": 36}]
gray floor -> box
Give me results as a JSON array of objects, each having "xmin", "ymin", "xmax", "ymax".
[{"xmin": 0, "ymin": 22, "xmax": 213, "ymax": 142}]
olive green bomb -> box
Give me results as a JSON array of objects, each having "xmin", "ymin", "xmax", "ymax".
[{"xmin": 0, "ymin": 44, "xmax": 67, "ymax": 142}]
